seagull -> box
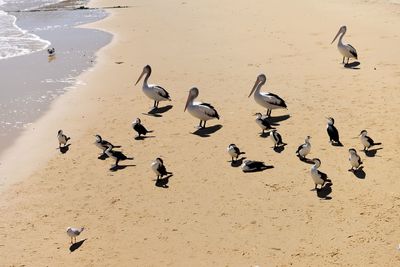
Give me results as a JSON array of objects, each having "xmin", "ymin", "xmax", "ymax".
[
  {"xmin": 151, "ymin": 157, "xmax": 172, "ymax": 180},
  {"xmin": 57, "ymin": 130, "xmax": 70, "ymax": 148},
  {"xmin": 184, "ymin": 87, "xmax": 220, "ymax": 128},
  {"xmin": 348, "ymin": 148, "xmax": 363, "ymax": 172},
  {"xmin": 248, "ymin": 74, "xmax": 287, "ymax": 117},
  {"xmin": 241, "ymin": 160, "xmax": 271, "ymax": 172},
  {"xmin": 132, "ymin": 118, "xmax": 152, "ymax": 138},
  {"xmin": 326, "ymin": 117, "xmax": 342, "ymax": 146},
  {"xmin": 104, "ymin": 144, "xmax": 133, "ymax": 168},
  {"xmin": 310, "ymin": 158, "xmax": 330, "ymax": 190},
  {"xmin": 94, "ymin": 134, "xmax": 114, "ymax": 155},
  {"xmin": 359, "ymin": 130, "xmax": 381, "ymax": 151},
  {"xmin": 331, "ymin": 25, "xmax": 358, "ymax": 64},
  {"xmin": 66, "ymin": 227, "xmax": 84, "ymax": 244},
  {"xmin": 296, "ymin": 136, "xmax": 311, "ymax": 160},
  {"xmin": 135, "ymin": 65, "xmax": 171, "ymax": 110},
  {"xmin": 47, "ymin": 47, "xmax": 55, "ymax": 56},
  {"xmin": 270, "ymin": 129, "xmax": 285, "ymax": 148},
  {"xmin": 254, "ymin": 112, "xmax": 275, "ymax": 134},
  {"xmin": 227, "ymin": 144, "xmax": 245, "ymax": 162}
]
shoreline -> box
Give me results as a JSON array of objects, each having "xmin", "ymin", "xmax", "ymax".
[{"xmin": 0, "ymin": 0, "xmax": 400, "ymax": 265}]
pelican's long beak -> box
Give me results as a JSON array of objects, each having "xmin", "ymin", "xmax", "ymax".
[
  {"xmin": 331, "ymin": 29, "xmax": 341, "ymax": 44},
  {"xmin": 248, "ymin": 78, "xmax": 260, "ymax": 98},
  {"xmin": 135, "ymin": 70, "xmax": 145, "ymax": 85},
  {"xmin": 184, "ymin": 94, "xmax": 191, "ymax": 112}
]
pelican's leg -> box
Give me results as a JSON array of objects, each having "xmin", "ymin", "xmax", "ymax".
[
  {"xmin": 156, "ymin": 101, "xmax": 159, "ymax": 108},
  {"xmin": 115, "ymin": 159, "xmax": 120, "ymax": 167},
  {"xmin": 153, "ymin": 100, "xmax": 156, "ymax": 108},
  {"xmin": 342, "ymin": 57, "xmax": 345, "ymax": 64},
  {"xmin": 198, "ymin": 120, "xmax": 202, "ymax": 128},
  {"xmin": 347, "ymin": 58, "xmax": 350, "ymax": 64},
  {"xmin": 203, "ymin": 121, "xmax": 207, "ymax": 128},
  {"xmin": 70, "ymin": 237, "xmax": 73, "ymax": 244}
]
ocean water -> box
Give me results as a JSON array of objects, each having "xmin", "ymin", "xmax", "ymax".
[{"xmin": 0, "ymin": 0, "xmax": 112, "ymax": 154}]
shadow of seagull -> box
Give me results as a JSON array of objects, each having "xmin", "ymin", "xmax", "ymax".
[
  {"xmin": 352, "ymin": 167, "xmax": 366, "ymax": 179},
  {"xmin": 344, "ymin": 61, "xmax": 360, "ymax": 69},
  {"xmin": 316, "ymin": 182, "xmax": 333, "ymax": 199},
  {"xmin": 69, "ymin": 239, "xmax": 86, "ymax": 253},
  {"xmin": 155, "ymin": 174, "xmax": 173, "ymax": 188},
  {"xmin": 59, "ymin": 144, "xmax": 71, "ymax": 154},
  {"xmin": 110, "ymin": 164, "xmax": 135, "ymax": 172},
  {"xmin": 230, "ymin": 157, "xmax": 246, "ymax": 167},
  {"xmin": 192, "ymin": 124, "xmax": 222, "ymax": 137},
  {"xmin": 143, "ymin": 105, "xmax": 173, "ymax": 117}
]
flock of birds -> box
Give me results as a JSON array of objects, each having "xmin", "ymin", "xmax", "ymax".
[{"xmin": 56, "ymin": 25, "xmax": 381, "ymax": 244}]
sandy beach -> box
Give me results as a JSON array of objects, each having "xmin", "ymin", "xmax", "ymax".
[{"xmin": 1, "ymin": 0, "xmax": 400, "ymax": 266}]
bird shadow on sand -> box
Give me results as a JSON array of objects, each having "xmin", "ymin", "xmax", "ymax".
[
  {"xmin": 344, "ymin": 61, "xmax": 360, "ymax": 69},
  {"xmin": 298, "ymin": 157, "xmax": 315, "ymax": 164},
  {"xmin": 143, "ymin": 105, "xmax": 173, "ymax": 117},
  {"xmin": 154, "ymin": 174, "xmax": 173, "ymax": 188},
  {"xmin": 230, "ymin": 157, "xmax": 246, "ymax": 167},
  {"xmin": 363, "ymin": 148, "xmax": 382, "ymax": 157},
  {"xmin": 243, "ymin": 165, "xmax": 274, "ymax": 173},
  {"xmin": 316, "ymin": 182, "xmax": 333, "ymax": 199},
  {"xmin": 109, "ymin": 164, "xmax": 135, "ymax": 172},
  {"xmin": 98, "ymin": 153, "xmax": 109, "ymax": 160},
  {"xmin": 273, "ymin": 144, "xmax": 287, "ymax": 153},
  {"xmin": 331, "ymin": 142, "xmax": 344, "ymax": 147},
  {"xmin": 351, "ymin": 167, "xmax": 366, "ymax": 179},
  {"xmin": 59, "ymin": 144, "xmax": 71, "ymax": 154},
  {"xmin": 69, "ymin": 239, "xmax": 86, "ymax": 253},
  {"xmin": 259, "ymin": 131, "xmax": 274, "ymax": 138},
  {"xmin": 134, "ymin": 135, "xmax": 155, "ymax": 140},
  {"xmin": 266, "ymin": 114, "xmax": 290, "ymax": 124},
  {"xmin": 192, "ymin": 124, "xmax": 222, "ymax": 137}
]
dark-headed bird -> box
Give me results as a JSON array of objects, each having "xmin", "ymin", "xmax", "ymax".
[
  {"xmin": 296, "ymin": 136, "xmax": 311, "ymax": 160},
  {"xmin": 254, "ymin": 112, "xmax": 275, "ymax": 134},
  {"xmin": 348, "ymin": 148, "xmax": 363, "ymax": 171},
  {"xmin": 151, "ymin": 157, "xmax": 172, "ymax": 180},
  {"xmin": 132, "ymin": 118, "xmax": 152, "ymax": 138},
  {"xmin": 104, "ymin": 144, "xmax": 133, "ymax": 168},
  {"xmin": 359, "ymin": 130, "xmax": 381, "ymax": 151},
  {"xmin": 310, "ymin": 158, "xmax": 330, "ymax": 190},
  {"xmin": 326, "ymin": 117, "xmax": 342, "ymax": 146},
  {"xmin": 94, "ymin": 134, "xmax": 114, "ymax": 155},
  {"xmin": 227, "ymin": 144, "xmax": 245, "ymax": 162},
  {"xmin": 57, "ymin": 130, "xmax": 70, "ymax": 148}
]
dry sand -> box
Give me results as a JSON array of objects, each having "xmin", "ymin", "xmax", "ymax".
[{"xmin": 1, "ymin": 0, "xmax": 400, "ymax": 266}]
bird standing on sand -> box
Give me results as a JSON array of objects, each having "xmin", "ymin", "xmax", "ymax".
[
  {"xmin": 66, "ymin": 227, "xmax": 84, "ymax": 244},
  {"xmin": 359, "ymin": 130, "xmax": 380, "ymax": 151},
  {"xmin": 348, "ymin": 148, "xmax": 363, "ymax": 171},
  {"xmin": 270, "ymin": 129, "xmax": 285, "ymax": 148},
  {"xmin": 296, "ymin": 136, "xmax": 311, "ymax": 160},
  {"xmin": 241, "ymin": 160, "xmax": 270, "ymax": 172},
  {"xmin": 151, "ymin": 157, "xmax": 172, "ymax": 180},
  {"xmin": 184, "ymin": 87, "xmax": 220, "ymax": 129},
  {"xmin": 57, "ymin": 130, "xmax": 70, "ymax": 149},
  {"xmin": 135, "ymin": 65, "xmax": 171, "ymax": 110},
  {"xmin": 248, "ymin": 74, "xmax": 287, "ymax": 117},
  {"xmin": 227, "ymin": 144, "xmax": 245, "ymax": 162},
  {"xmin": 326, "ymin": 117, "xmax": 342, "ymax": 146},
  {"xmin": 331, "ymin": 25, "xmax": 358, "ymax": 64},
  {"xmin": 105, "ymin": 144, "xmax": 132, "ymax": 168},
  {"xmin": 310, "ymin": 158, "xmax": 330, "ymax": 190},
  {"xmin": 94, "ymin": 134, "xmax": 114, "ymax": 155},
  {"xmin": 132, "ymin": 118, "xmax": 152, "ymax": 138},
  {"xmin": 254, "ymin": 112, "xmax": 275, "ymax": 134},
  {"xmin": 47, "ymin": 47, "xmax": 55, "ymax": 56}
]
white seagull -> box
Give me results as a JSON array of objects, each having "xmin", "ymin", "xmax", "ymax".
[
  {"xmin": 66, "ymin": 227, "xmax": 84, "ymax": 244},
  {"xmin": 248, "ymin": 74, "xmax": 287, "ymax": 117},
  {"xmin": 331, "ymin": 25, "xmax": 358, "ymax": 64},
  {"xmin": 135, "ymin": 65, "xmax": 171, "ymax": 109},
  {"xmin": 184, "ymin": 87, "xmax": 220, "ymax": 128}
]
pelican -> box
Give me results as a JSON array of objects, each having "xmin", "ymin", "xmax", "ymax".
[
  {"xmin": 348, "ymin": 148, "xmax": 362, "ymax": 172},
  {"xmin": 310, "ymin": 158, "xmax": 330, "ymax": 190},
  {"xmin": 57, "ymin": 130, "xmax": 70, "ymax": 148},
  {"xmin": 66, "ymin": 227, "xmax": 84, "ymax": 244},
  {"xmin": 184, "ymin": 87, "xmax": 220, "ymax": 128},
  {"xmin": 248, "ymin": 74, "xmax": 287, "ymax": 117},
  {"xmin": 135, "ymin": 65, "xmax": 171, "ymax": 109},
  {"xmin": 296, "ymin": 136, "xmax": 311, "ymax": 160},
  {"xmin": 331, "ymin": 26, "xmax": 358, "ymax": 64},
  {"xmin": 359, "ymin": 130, "xmax": 381, "ymax": 151}
]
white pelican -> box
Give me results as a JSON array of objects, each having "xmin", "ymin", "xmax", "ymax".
[
  {"xmin": 66, "ymin": 227, "xmax": 84, "ymax": 244},
  {"xmin": 57, "ymin": 130, "xmax": 70, "ymax": 148},
  {"xmin": 248, "ymin": 74, "xmax": 287, "ymax": 117},
  {"xmin": 310, "ymin": 158, "xmax": 329, "ymax": 190},
  {"xmin": 184, "ymin": 87, "xmax": 220, "ymax": 128},
  {"xmin": 359, "ymin": 130, "xmax": 381, "ymax": 151},
  {"xmin": 348, "ymin": 148, "xmax": 362, "ymax": 172},
  {"xmin": 331, "ymin": 26, "xmax": 358, "ymax": 64},
  {"xmin": 135, "ymin": 65, "xmax": 171, "ymax": 109}
]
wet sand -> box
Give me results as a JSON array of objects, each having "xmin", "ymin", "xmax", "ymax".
[{"xmin": 0, "ymin": 0, "xmax": 400, "ymax": 266}]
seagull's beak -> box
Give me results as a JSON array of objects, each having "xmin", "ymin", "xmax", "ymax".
[
  {"xmin": 331, "ymin": 29, "xmax": 341, "ymax": 44},
  {"xmin": 135, "ymin": 70, "xmax": 145, "ymax": 86},
  {"xmin": 248, "ymin": 78, "xmax": 260, "ymax": 98}
]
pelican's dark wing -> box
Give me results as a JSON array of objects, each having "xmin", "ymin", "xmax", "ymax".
[
  {"xmin": 199, "ymin": 102, "xmax": 220, "ymax": 119},
  {"xmin": 154, "ymin": 85, "xmax": 171, "ymax": 100}
]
